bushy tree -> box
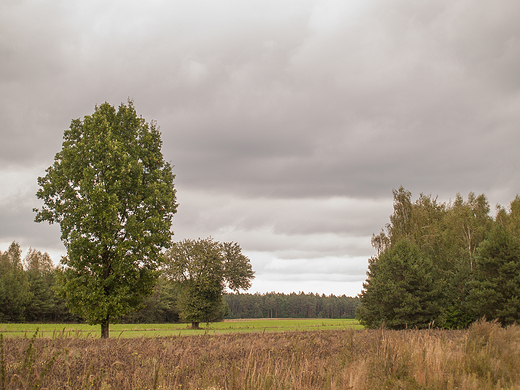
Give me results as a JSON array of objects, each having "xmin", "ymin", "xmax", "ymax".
[
  {"xmin": 34, "ymin": 101, "xmax": 177, "ymax": 337},
  {"xmin": 467, "ymin": 225, "xmax": 520, "ymax": 326},
  {"xmin": 357, "ymin": 240, "xmax": 441, "ymax": 329},
  {"xmin": 164, "ymin": 238, "xmax": 254, "ymax": 329}
]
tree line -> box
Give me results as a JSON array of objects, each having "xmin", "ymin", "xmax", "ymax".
[
  {"xmin": 0, "ymin": 241, "xmax": 357, "ymax": 323},
  {"xmin": 224, "ymin": 292, "xmax": 360, "ymax": 319},
  {"xmin": 0, "ymin": 240, "xmax": 175, "ymax": 324},
  {"xmin": 0, "ymin": 239, "xmax": 243, "ymax": 325},
  {"xmin": 357, "ymin": 187, "xmax": 520, "ymax": 329},
  {"xmin": 0, "ymin": 243, "xmax": 80, "ymax": 323}
]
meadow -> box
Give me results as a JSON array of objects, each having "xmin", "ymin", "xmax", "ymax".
[
  {"xmin": 0, "ymin": 318, "xmax": 361, "ymax": 338},
  {"xmin": 2, "ymin": 319, "xmax": 520, "ymax": 389}
]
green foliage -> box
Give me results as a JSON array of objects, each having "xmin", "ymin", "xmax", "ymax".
[
  {"xmin": 0, "ymin": 279, "xmax": 5, "ymax": 322},
  {"xmin": 357, "ymin": 240, "xmax": 441, "ymax": 329},
  {"xmin": 164, "ymin": 238, "xmax": 254, "ymax": 328},
  {"xmin": 225, "ymin": 292, "xmax": 359, "ymax": 319},
  {"xmin": 468, "ymin": 225, "xmax": 520, "ymax": 326},
  {"xmin": 176, "ymin": 281, "xmax": 227, "ymax": 326},
  {"xmin": 22, "ymin": 249, "xmax": 56, "ymax": 322},
  {"xmin": 0, "ymin": 243, "xmax": 32, "ymax": 322},
  {"xmin": 0, "ymin": 242, "xmax": 83, "ymax": 323},
  {"xmin": 34, "ymin": 100, "xmax": 177, "ymax": 337},
  {"xmin": 121, "ymin": 276, "xmax": 181, "ymax": 323},
  {"xmin": 496, "ymin": 195, "xmax": 520, "ymax": 238},
  {"xmin": 360, "ymin": 187, "xmax": 520, "ymax": 329}
]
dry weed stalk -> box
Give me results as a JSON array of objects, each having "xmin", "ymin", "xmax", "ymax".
[{"xmin": 0, "ymin": 321, "xmax": 519, "ymax": 389}]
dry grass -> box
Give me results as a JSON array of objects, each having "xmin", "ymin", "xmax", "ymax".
[{"xmin": 1, "ymin": 320, "xmax": 520, "ymax": 389}]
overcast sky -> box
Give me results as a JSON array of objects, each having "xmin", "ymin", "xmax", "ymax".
[{"xmin": 1, "ymin": 0, "xmax": 520, "ymax": 297}]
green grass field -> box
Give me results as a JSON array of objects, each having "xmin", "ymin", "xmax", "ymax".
[{"xmin": 0, "ymin": 318, "xmax": 362, "ymax": 338}]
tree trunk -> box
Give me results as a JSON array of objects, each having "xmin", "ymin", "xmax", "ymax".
[
  {"xmin": 191, "ymin": 322, "xmax": 200, "ymax": 329},
  {"xmin": 101, "ymin": 315, "xmax": 110, "ymax": 339}
]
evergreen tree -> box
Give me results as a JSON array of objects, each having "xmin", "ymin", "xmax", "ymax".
[
  {"xmin": 439, "ymin": 193, "xmax": 493, "ymax": 328},
  {"xmin": 357, "ymin": 240, "xmax": 441, "ymax": 329},
  {"xmin": 0, "ymin": 274, "xmax": 6, "ymax": 322},
  {"xmin": 23, "ymin": 249, "xmax": 56, "ymax": 321},
  {"xmin": 365, "ymin": 188, "xmax": 493, "ymax": 329},
  {"xmin": 122, "ymin": 276, "xmax": 180, "ymax": 323},
  {"xmin": 468, "ymin": 225, "xmax": 520, "ymax": 326},
  {"xmin": 0, "ymin": 242, "xmax": 32, "ymax": 322}
]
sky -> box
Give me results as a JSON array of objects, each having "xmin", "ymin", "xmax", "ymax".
[{"xmin": 1, "ymin": 0, "xmax": 520, "ymax": 297}]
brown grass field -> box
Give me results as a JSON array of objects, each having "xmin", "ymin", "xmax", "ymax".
[{"xmin": 1, "ymin": 319, "xmax": 520, "ymax": 389}]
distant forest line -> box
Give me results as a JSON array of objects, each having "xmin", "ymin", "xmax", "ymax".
[
  {"xmin": 224, "ymin": 292, "xmax": 360, "ymax": 319},
  {"xmin": 0, "ymin": 243, "xmax": 359, "ymax": 323}
]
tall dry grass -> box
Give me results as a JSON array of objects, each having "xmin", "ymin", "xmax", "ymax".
[{"xmin": 1, "ymin": 319, "xmax": 519, "ymax": 389}]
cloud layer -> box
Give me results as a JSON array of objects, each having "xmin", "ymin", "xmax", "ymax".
[{"xmin": 2, "ymin": 0, "xmax": 520, "ymax": 296}]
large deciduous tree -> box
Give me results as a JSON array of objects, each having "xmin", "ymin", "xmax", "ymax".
[
  {"xmin": 34, "ymin": 101, "xmax": 177, "ymax": 338},
  {"xmin": 164, "ymin": 238, "xmax": 254, "ymax": 329}
]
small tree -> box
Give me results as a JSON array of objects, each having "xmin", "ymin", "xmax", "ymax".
[
  {"xmin": 34, "ymin": 101, "xmax": 177, "ymax": 338},
  {"xmin": 164, "ymin": 238, "xmax": 254, "ymax": 329}
]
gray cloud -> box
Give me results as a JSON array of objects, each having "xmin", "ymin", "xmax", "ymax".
[{"xmin": 1, "ymin": 0, "xmax": 520, "ymax": 295}]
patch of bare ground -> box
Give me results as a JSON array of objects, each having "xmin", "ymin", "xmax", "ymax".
[{"xmin": 1, "ymin": 319, "xmax": 519, "ymax": 389}]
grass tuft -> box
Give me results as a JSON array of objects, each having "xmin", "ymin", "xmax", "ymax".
[{"xmin": 1, "ymin": 321, "xmax": 519, "ymax": 389}]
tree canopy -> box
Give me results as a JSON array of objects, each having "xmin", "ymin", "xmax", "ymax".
[
  {"xmin": 34, "ymin": 100, "xmax": 177, "ymax": 338},
  {"xmin": 0, "ymin": 242, "xmax": 77, "ymax": 323},
  {"xmin": 0, "ymin": 241, "xmax": 358, "ymax": 324},
  {"xmin": 468, "ymin": 225, "xmax": 520, "ymax": 326},
  {"xmin": 0, "ymin": 242, "xmax": 31, "ymax": 322},
  {"xmin": 358, "ymin": 187, "xmax": 520, "ymax": 329},
  {"xmin": 164, "ymin": 238, "xmax": 254, "ymax": 329},
  {"xmin": 357, "ymin": 240, "xmax": 441, "ymax": 329}
]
